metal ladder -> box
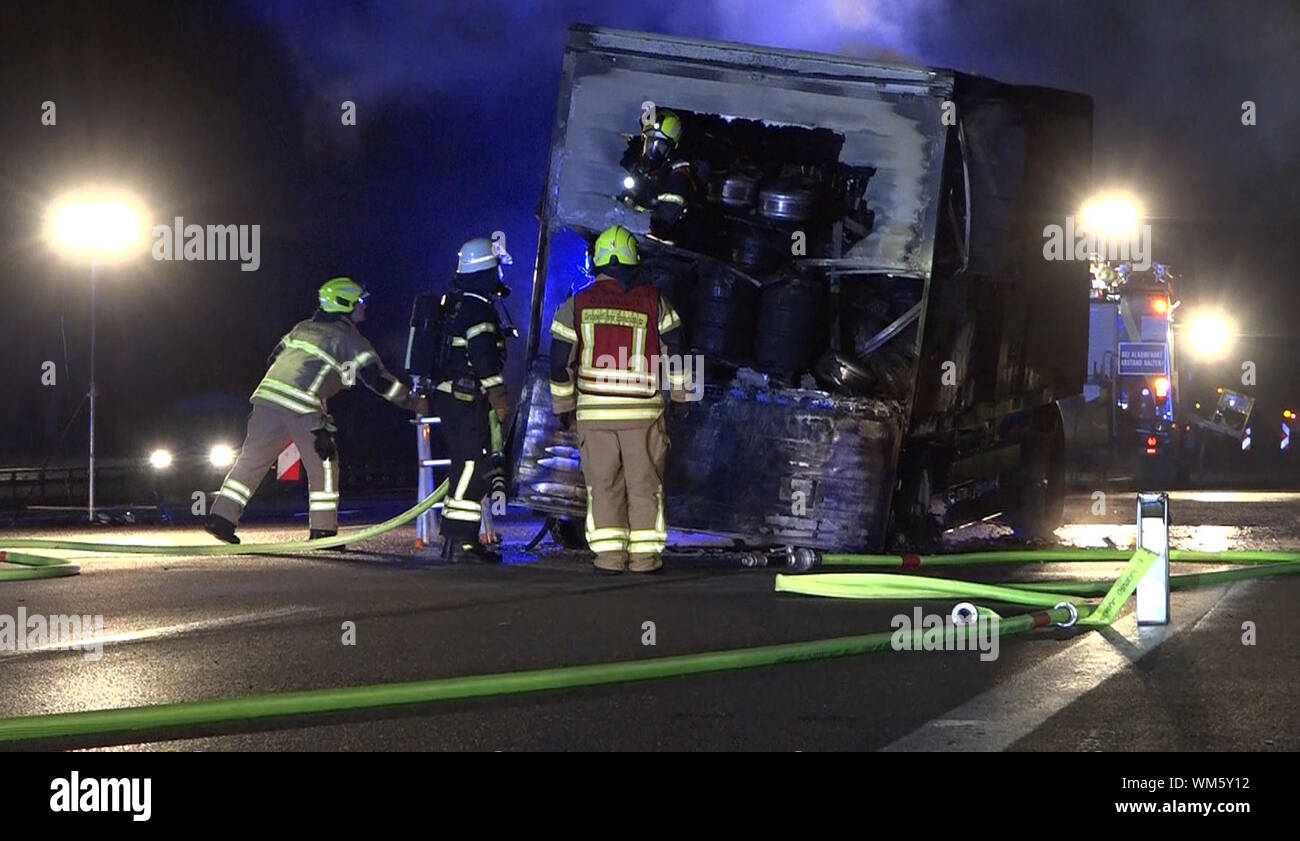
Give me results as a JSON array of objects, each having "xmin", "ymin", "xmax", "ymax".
[{"xmin": 413, "ymin": 413, "xmax": 449, "ymax": 545}]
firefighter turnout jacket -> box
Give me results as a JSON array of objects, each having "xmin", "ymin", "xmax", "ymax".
[
  {"xmin": 428, "ymin": 269, "xmax": 510, "ymax": 545},
  {"xmin": 213, "ymin": 309, "xmax": 420, "ymax": 535},
  {"xmin": 433, "ymin": 278, "xmax": 510, "ymax": 418},
  {"xmin": 623, "ymin": 162, "xmax": 702, "ymax": 246},
  {"xmin": 253, "ymin": 311, "xmax": 421, "ymax": 414},
  {"xmin": 549, "ymin": 273, "xmax": 688, "ymax": 423},
  {"xmin": 648, "ymin": 159, "xmax": 698, "ymax": 227}
]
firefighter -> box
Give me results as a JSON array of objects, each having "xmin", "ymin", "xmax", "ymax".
[
  {"xmin": 429, "ymin": 237, "xmax": 513, "ymax": 563},
  {"xmin": 619, "ymin": 110, "xmax": 703, "ymax": 247},
  {"xmin": 206, "ymin": 277, "xmax": 425, "ymax": 545},
  {"xmin": 549, "ymin": 225, "xmax": 691, "ymax": 573}
]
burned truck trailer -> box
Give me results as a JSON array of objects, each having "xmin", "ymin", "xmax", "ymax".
[{"xmin": 510, "ymin": 26, "xmax": 1093, "ymax": 551}]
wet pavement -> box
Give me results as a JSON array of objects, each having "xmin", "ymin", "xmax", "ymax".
[{"xmin": 0, "ymin": 491, "xmax": 1296, "ymax": 750}]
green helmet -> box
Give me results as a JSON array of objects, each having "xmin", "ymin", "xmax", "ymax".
[
  {"xmin": 641, "ymin": 111, "xmax": 682, "ymax": 168},
  {"xmin": 592, "ymin": 225, "xmax": 639, "ymax": 268},
  {"xmin": 645, "ymin": 111, "xmax": 682, "ymax": 145},
  {"xmin": 319, "ymin": 277, "xmax": 367, "ymax": 314}
]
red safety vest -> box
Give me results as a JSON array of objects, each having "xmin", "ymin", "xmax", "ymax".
[{"xmin": 574, "ymin": 280, "xmax": 663, "ymax": 399}]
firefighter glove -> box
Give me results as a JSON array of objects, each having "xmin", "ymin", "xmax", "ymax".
[{"xmin": 313, "ymin": 428, "xmax": 338, "ymax": 460}]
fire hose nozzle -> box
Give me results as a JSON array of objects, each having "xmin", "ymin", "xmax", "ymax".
[{"xmin": 765, "ymin": 545, "xmax": 819, "ymax": 571}]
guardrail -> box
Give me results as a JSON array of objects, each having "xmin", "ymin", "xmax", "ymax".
[{"xmin": 0, "ymin": 457, "xmax": 423, "ymax": 516}]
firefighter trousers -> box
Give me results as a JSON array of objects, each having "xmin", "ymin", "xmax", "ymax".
[
  {"xmin": 434, "ymin": 391, "xmax": 493, "ymax": 545},
  {"xmin": 577, "ymin": 416, "xmax": 669, "ymax": 570},
  {"xmin": 211, "ymin": 402, "xmax": 340, "ymax": 531}
]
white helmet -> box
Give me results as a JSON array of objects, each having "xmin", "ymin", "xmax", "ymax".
[{"xmin": 457, "ymin": 237, "xmax": 498, "ymax": 274}]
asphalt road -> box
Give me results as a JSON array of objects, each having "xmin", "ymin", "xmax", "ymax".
[{"xmin": 0, "ymin": 491, "xmax": 1296, "ymax": 751}]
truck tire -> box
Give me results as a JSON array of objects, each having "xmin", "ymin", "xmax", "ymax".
[{"xmin": 1013, "ymin": 424, "xmax": 1065, "ymax": 540}]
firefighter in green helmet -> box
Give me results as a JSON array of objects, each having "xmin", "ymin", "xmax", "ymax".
[
  {"xmin": 549, "ymin": 225, "xmax": 691, "ymax": 573},
  {"xmin": 619, "ymin": 110, "xmax": 703, "ymax": 247},
  {"xmin": 205, "ymin": 277, "xmax": 426, "ymax": 545}
]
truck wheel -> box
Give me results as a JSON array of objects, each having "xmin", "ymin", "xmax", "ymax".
[
  {"xmin": 550, "ymin": 518, "xmax": 589, "ymax": 550},
  {"xmin": 1014, "ymin": 426, "xmax": 1065, "ymax": 540}
]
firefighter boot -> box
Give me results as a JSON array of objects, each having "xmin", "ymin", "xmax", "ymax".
[
  {"xmin": 309, "ymin": 528, "xmax": 347, "ymax": 551},
  {"xmin": 204, "ymin": 514, "xmax": 241, "ymax": 545},
  {"xmin": 452, "ymin": 541, "xmax": 502, "ymax": 564},
  {"xmin": 627, "ymin": 554, "xmax": 663, "ymax": 574}
]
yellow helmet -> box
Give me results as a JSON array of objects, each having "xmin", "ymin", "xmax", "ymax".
[
  {"xmin": 645, "ymin": 111, "xmax": 682, "ymax": 145},
  {"xmin": 592, "ymin": 225, "xmax": 639, "ymax": 268},
  {"xmin": 319, "ymin": 277, "xmax": 367, "ymax": 313},
  {"xmin": 641, "ymin": 111, "xmax": 682, "ymax": 168}
]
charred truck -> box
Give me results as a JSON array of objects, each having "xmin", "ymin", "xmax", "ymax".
[{"xmin": 510, "ymin": 26, "xmax": 1093, "ymax": 551}]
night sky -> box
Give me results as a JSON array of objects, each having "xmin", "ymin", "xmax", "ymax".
[{"xmin": 2, "ymin": 0, "xmax": 1297, "ymax": 465}]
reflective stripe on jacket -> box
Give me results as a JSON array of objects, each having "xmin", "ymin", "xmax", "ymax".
[
  {"xmin": 252, "ymin": 312, "xmax": 413, "ymax": 414},
  {"xmin": 548, "ymin": 276, "xmax": 684, "ymax": 423}
]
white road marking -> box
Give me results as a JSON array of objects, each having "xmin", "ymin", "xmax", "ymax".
[
  {"xmin": 1169, "ymin": 491, "xmax": 1300, "ymax": 503},
  {"xmin": 880, "ymin": 583, "xmax": 1240, "ymax": 751},
  {"xmin": 0, "ymin": 606, "xmax": 320, "ymax": 657}
]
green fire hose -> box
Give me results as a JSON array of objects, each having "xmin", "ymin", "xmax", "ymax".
[
  {"xmin": 0, "ymin": 481, "xmax": 447, "ymax": 557},
  {"xmin": 0, "ymin": 601, "xmax": 1083, "ymax": 744},
  {"xmin": 776, "ymin": 546, "xmax": 1166, "ymax": 627},
  {"xmin": 2, "ymin": 507, "xmax": 1297, "ymax": 746},
  {"xmin": 821, "ymin": 548, "xmax": 1300, "ymax": 566},
  {"xmin": 806, "ymin": 549, "xmax": 1300, "ymax": 599},
  {"xmin": 0, "ymin": 551, "xmax": 80, "ymax": 582},
  {"xmin": 0, "ymin": 545, "xmax": 1198, "ymax": 745}
]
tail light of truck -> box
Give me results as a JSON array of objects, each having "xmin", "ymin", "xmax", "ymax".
[
  {"xmin": 1146, "ymin": 435, "xmax": 1158, "ymax": 455},
  {"xmin": 1151, "ymin": 297, "xmax": 1169, "ymax": 315},
  {"xmin": 1153, "ymin": 376, "xmax": 1170, "ymax": 400}
]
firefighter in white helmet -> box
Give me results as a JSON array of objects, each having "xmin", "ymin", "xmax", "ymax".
[{"xmin": 421, "ymin": 237, "xmax": 513, "ymax": 563}]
